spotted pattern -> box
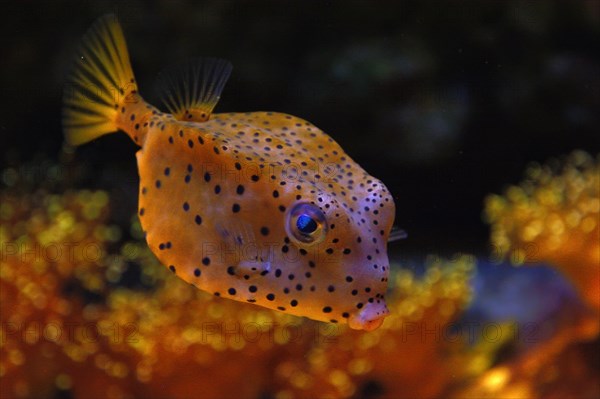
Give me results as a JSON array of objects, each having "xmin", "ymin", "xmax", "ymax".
[{"xmin": 127, "ymin": 108, "xmax": 395, "ymax": 330}]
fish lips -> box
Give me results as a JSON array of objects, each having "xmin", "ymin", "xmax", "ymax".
[{"xmin": 347, "ymin": 301, "xmax": 390, "ymax": 331}]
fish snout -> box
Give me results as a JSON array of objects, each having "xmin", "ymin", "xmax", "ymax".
[{"xmin": 347, "ymin": 301, "xmax": 390, "ymax": 331}]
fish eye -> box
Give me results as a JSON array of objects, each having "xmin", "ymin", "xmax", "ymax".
[{"xmin": 286, "ymin": 202, "xmax": 327, "ymax": 246}]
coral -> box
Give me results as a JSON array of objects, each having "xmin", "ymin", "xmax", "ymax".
[
  {"xmin": 450, "ymin": 317, "xmax": 600, "ymax": 399},
  {"xmin": 269, "ymin": 255, "xmax": 475, "ymax": 399},
  {"xmin": 0, "ymin": 189, "xmax": 117, "ymax": 398},
  {"xmin": 474, "ymin": 150, "xmax": 600, "ymax": 399},
  {"xmin": 0, "ymin": 185, "xmax": 475, "ymax": 399},
  {"xmin": 4, "ymin": 150, "xmax": 597, "ymax": 399},
  {"xmin": 484, "ymin": 150, "xmax": 600, "ymax": 309}
]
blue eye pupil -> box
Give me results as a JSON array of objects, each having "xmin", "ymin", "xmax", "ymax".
[{"xmin": 296, "ymin": 214, "xmax": 318, "ymax": 234}]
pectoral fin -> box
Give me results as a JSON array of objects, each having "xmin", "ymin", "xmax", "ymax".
[{"xmin": 216, "ymin": 220, "xmax": 271, "ymax": 279}]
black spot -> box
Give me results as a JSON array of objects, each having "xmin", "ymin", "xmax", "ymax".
[
  {"xmin": 155, "ymin": 180, "xmax": 161, "ymax": 188},
  {"xmin": 228, "ymin": 288, "xmax": 236, "ymax": 295},
  {"xmin": 249, "ymin": 285, "xmax": 257, "ymax": 293},
  {"xmin": 351, "ymin": 289, "xmax": 358, "ymax": 296},
  {"xmin": 260, "ymin": 227, "xmax": 269, "ymax": 236},
  {"xmin": 235, "ymin": 162, "xmax": 241, "ymax": 170},
  {"xmin": 290, "ymin": 299, "xmax": 298, "ymax": 307},
  {"xmin": 328, "ymin": 285, "xmax": 335, "ymax": 292},
  {"xmin": 275, "ymin": 269, "xmax": 282, "ymax": 277},
  {"xmin": 323, "ymin": 306, "xmax": 332, "ymax": 313},
  {"xmin": 188, "ymin": 139, "xmax": 194, "ymax": 148},
  {"xmin": 232, "ymin": 204, "xmax": 240, "ymax": 213},
  {"xmin": 343, "ymin": 248, "xmax": 351, "ymax": 255},
  {"xmin": 272, "ymin": 190, "xmax": 279, "ymax": 198},
  {"xmin": 164, "ymin": 167, "xmax": 170, "ymax": 176},
  {"xmin": 326, "ymin": 248, "xmax": 334, "ymax": 254},
  {"xmin": 204, "ymin": 172, "xmax": 211, "ymax": 182},
  {"xmin": 183, "ymin": 202, "xmax": 190, "ymax": 211},
  {"xmin": 184, "ymin": 175, "xmax": 191, "ymax": 183},
  {"xmin": 236, "ymin": 185, "xmax": 245, "ymax": 195},
  {"xmin": 194, "ymin": 268, "xmax": 201, "ymax": 277},
  {"xmin": 227, "ymin": 266, "xmax": 235, "ymax": 276},
  {"xmin": 202, "ymin": 257, "xmax": 210, "ymax": 266},
  {"xmin": 342, "ymin": 312, "xmax": 349, "ymax": 318},
  {"xmin": 251, "ymin": 175, "xmax": 259, "ymax": 182},
  {"xmin": 266, "ymin": 293, "xmax": 275, "ymax": 301},
  {"xmin": 346, "ymin": 276, "xmax": 353, "ymax": 282},
  {"xmin": 169, "ymin": 265, "xmax": 176, "ymax": 273},
  {"xmin": 198, "ymin": 136, "xmax": 204, "ymax": 145},
  {"xmin": 195, "ymin": 215, "xmax": 202, "ymax": 225},
  {"xmin": 214, "ymin": 185, "xmax": 221, "ymax": 194},
  {"xmin": 281, "ymin": 245, "xmax": 289, "ymax": 253}
]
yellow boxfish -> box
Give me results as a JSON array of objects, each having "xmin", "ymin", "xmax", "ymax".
[{"xmin": 63, "ymin": 15, "xmax": 397, "ymax": 331}]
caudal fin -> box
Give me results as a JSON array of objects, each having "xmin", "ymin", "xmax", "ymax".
[{"xmin": 63, "ymin": 14, "xmax": 137, "ymax": 146}]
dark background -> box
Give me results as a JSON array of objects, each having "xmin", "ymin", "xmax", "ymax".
[{"xmin": 2, "ymin": 0, "xmax": 599, "ymax": 260}]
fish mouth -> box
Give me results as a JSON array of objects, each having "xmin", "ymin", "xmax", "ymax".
[{"xmin": 347, "ymin": 301, "xmax": 390, "ymax": 331}]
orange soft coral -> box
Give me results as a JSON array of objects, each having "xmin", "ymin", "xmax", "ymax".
[
  {"xmin": 484, "ymin": 150, "xmax": 600, "ymax": 310},
  {"xmin": 1, "ymin": 183, "xmax": 477, "ymax": 398},
  {"xmin": 0, "ymin": 189, "xmax": 115, "ymax": 398}
]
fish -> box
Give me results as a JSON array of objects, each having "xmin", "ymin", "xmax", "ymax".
[{"xmin": 63, "ymin": 14, "xmax": 396, "ymax": 331}]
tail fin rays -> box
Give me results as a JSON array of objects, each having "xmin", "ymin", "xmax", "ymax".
[{"xmin": 63, "ymin": 14, "xmax": 137, "ymax": 146}]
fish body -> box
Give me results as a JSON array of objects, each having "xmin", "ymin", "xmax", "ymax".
[{"xmin": 63, "ymin": 15, "xmax": 396, "ymax": 330}]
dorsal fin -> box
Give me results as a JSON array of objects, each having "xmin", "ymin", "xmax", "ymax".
[{"xmin": 155, "ymin": 57, "xmax": 232, "ymax": 122}]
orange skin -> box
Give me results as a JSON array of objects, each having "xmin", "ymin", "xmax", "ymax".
[{"xmin": 115, "ymin": 95, "xmax": 395, "ymax": 330}]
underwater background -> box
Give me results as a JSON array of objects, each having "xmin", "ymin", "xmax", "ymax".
[{"xmin": 1, "ymin": 0, "xmax": 599, "ymax": 398}]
